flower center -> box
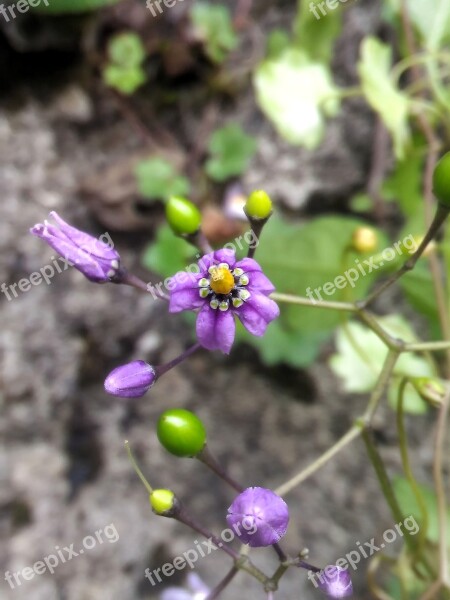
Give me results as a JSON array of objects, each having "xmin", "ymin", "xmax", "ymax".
[{"xmin": 209, "ymin": 266, "xmax": 235, "ymax": 295}]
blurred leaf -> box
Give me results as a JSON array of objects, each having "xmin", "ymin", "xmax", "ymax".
[
  {"xmin": 256, "ymin": 215, "xmax": 387, "ymax": 333},
  {"xmin": 205, "ymin": 125, "xmax": 257, "ymax": 182},
  {"xmin": 135, "ymin": 158, "xmax": 190, "ymax": 202},
  {"xmin": 31, "ymin": 0, "xmax": 120, "ymax": 12},
  {"xmin": 142, "ymin": 225, "xmax": 197, "ymax": 276},
  {"xmin": 103, "ymin": 65, "xmax": 146, "ymax": 95},
  {"xmin": 385, "ymin": 0, "xmax": 450, "ymax": 50},
  {"xmin": 382, "ymin": 152, "xmax": 425, "ymax": 217},
  {"xmin": 254, "ymin": 49, "xmax": 340, "ymax": 148},
  {"xmin": 190, "ymin": 3, "xmax": 238, "ymax": 64},
  {"xmin": 394, "ymin": 477, "xmax": 450, "ymax": 544},
  {"xmin": 266, "ymin": 29, "xmax": 291, "ymax": 59},
  {"xmin": 235, "ymin": 319, "xmax": 330, "ymax": 368},
  {"xmin": 358, "ymin": 37, "xmax": 411, "ymax": 159},
  {"xmin": 329, "ymin": 317, "xmax": 433, "ymax": 413},
  {"xmin": 107, "ymin": 32, "xmax": 146, "ymax": 68},
  {"xmin": 293, "ymin": 0, "xmax": 342, "ymax": 64},
  {"xmin": 349, "ymin": 193, "xmax": 374, "ymax": 213}
]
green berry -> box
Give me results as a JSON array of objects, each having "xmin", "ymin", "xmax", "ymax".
[
  {"xmin": 150, "ymin": 489, "xmax": 176, "ymax": 515},
  {"xmin": 166, "ymin": 196, "xmax": 202, "ymax": 235},
  {"xmin": 433, "ymin": 152, "xmax": 450, "ymax": 206},
  {"xmin": 157, "ymin": 408, "xmax": 206, "ymax": 457},
  {"xmin": 245, "ymin": 190, "xmax": 273, "ymax": 220}
]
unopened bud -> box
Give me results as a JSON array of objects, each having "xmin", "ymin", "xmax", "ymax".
[
  {"xmin": 351, "ymin": 227, "xmax": 378, "ymax": 253},
  {"xmin": 244, "ymin": 190, "xmax": 273, "ymax": 221},
  {"xmin": 166, "ymin": 196, "xmax": 202, "ymax": 235},
  {"xmin": 150, "ymin": 489, "xmax": 178, "ymax": 516},
  {"xmin": 410, "ymin": 377, "xmax": 446, "ymax": 408}
]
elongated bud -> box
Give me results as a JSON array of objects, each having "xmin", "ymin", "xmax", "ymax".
[
  {"xmin": 433, "ymin": 151, "xmax": 450, "ymax": 207},
  {"xmin": 244, "ymin": 190, "xmax": 273, "ymax": 221},
  {"xmin": 351, "ymin": 226, "xmax": 378, "ymax": 253},
  {"xmin": 166, "ymin": 196, "xmax": 202, "ymax": 235},
  {"xmin": 150, "ymin": 489, "xmax": 179, "ymax": 516},
  {"xmin": 157, "ymin": 409, "xmax": 207, "ymax": 457},
  {"xmin": 105, "ymin": 360, "xmax": 157, "ymax": 398},
  {"xmin": 410, "ymin": 377, "xmax": 446, "ymax": 407}
]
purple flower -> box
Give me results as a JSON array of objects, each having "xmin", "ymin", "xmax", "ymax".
[
  {"xmin": 104, "ymin": 360, "xmax": 157, "ymax": 398},
  {"xmin": 169, "ymin": 249, "xmax": 279, "ymax": 354},
  {"xmin": 226, "ymin": 486, "xmax": 289, "ymax": 547},
  {"xmin": 30, "ymin": 211, "xmax": 120, "ymax": 283},
  {"xmin": 160, "ymin": 573, "xmax": 210, "ymax": 600},
  {"xmin": 316, "ymin": 566, "xmax": 353, "ymax": 598}
]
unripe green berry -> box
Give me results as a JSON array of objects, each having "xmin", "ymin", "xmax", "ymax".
[
  {"xmin": 150, "ymin": 489, "xmax": 176, "ymax": 515},
  {"xmin": 157, "ymin": 408, "xmax": 206, "ymax": 457},
  {"xmin": 433, "ymin": 151, "xmax": 450, "ymax": 206},
  {"xmin": 166, "ymin": 196, "xmax": 202, "ymax": 235},
  {"xmin": 245, "ymin": 190, "xmax": 273, "ymax": 220}
]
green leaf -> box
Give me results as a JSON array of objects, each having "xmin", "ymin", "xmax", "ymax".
[
  {"xmin": 205, "ymin": 125, "xmax": 257, "ymax": 182},
  {"xmin": 266, "ymin": 29, "xmax": 291, "ymax": 59},
  {"xmin": 329, "ymin": 316, "xmax": 434, "ymax": 413},
  {"xmin": 135, "ymin": 158, "xmax": 190, "ymax": 202},
  {"xmin": 31, "ymin": 0, "xmax": 120, "ymax": 13},
  {"xmin": 235, "ymin": 319, "xmax": 330, "ymax": 368},
  {"xmin": 254, "ymin": 49, "xmax": 340, "ymax": 148},
  {"xmin": 358, "ymin": 37, "xmax": 411, "ymax": 159},
  {"xmin": 293, "ymin": 0, "xmax": 342, "ymax": 64},
  {"xmin": 385, "ymin": 0, "xmax": 450, "ymax": 50},
  {"xmin": 394, "ymin": 477, "xmax": 450, "ymax": 544},
  {"xmin": 190, "ymin": 3, "xmax": 238, "ymax": 64},
  {"xmin": 103, "ymin": 65, "xmax": 147, "ymax": 95},
  {"xmin": 382, "ymin": 151, "xmax": 425, "ymax": 217},
  {"xmin": 255, "ymin": 215, "xmax": 387, "ymax": 334},
  {"xmin": 108, "ymin": 32, "xmax": 146, "ymax": 68},
  {"xmin": 142, "ymin": 224, "xmax": 197, "ymax": 276}
]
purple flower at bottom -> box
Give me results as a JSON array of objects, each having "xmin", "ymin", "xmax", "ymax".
[
  {"xmin": 169, "ymin": 249, "xmax": 279, "ymax": 354},
  {"xmin": 104, "ymin": 361, "xmax": 157, "ymax": 398},
  {"xmin": 316, "ymin": 566, "xmax": 353, "ymax": 598},
  {"xmin": 30, "ymin": 211, "xmax": 120, "ymax": 283},
  {"xmin": 160, "ymin": 573, "xmax": 210, "ymax": 600},
  {"xmin": 226, "ymin": 487, "xmax": 289, "ymax": 547}
]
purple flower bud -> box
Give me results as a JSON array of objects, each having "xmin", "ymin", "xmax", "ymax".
[
  {"xmin": 30, "ymin": 211, "xmax": 120, "ymax": 283},
  {"xmin": 316, "ymin": 566, "xmax": 353, "ymax": 598},
  {"xmin": 226, "ymin": 487, "xmax": 289, "ymax": 547},
  {"xmin": 104, "ymin": 361, "xmax": 157, "ymax": 398}
]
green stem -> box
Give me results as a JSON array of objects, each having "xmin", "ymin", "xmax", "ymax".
[{"xmin": 270, "ymin": 292, "xmax": 356, "ymax": 312}]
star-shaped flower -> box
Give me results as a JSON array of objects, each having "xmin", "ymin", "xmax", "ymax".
[{"xmin": 169, "ymin": 249, "xmax": 279, "ymax": 354}]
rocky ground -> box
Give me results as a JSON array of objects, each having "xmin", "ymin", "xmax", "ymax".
[{"xmin": 0, "ymin": 1, "xmax": 438, "ymax": 599}]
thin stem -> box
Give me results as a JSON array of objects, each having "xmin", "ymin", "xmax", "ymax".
[
  {"xmin": 276, "ymin": 350, "xmax": 399, "ymax": 497},
  {"xmin": 155, "ymin": 343, "xmax": 201, "ymax": 377},
  {"xmin": 119, "ymin": 271, "xmax": 169, "ymax": 300},
  {"xmin": 175, "ymin": 505, "xmax": 240, "ymax": 561},
  {"xmin": 125, "ymin": 441, "xmax": 153, "ymax": 495},
  {"xmin": 434, "ymin": 387, "xmax": 450, "ymax": 585},
  {"xmin": 185, "ymin": 230, "xmax": 214, "ymax": 256},
  {"xmin": 205, "ymin": 567, "xmax": 239, "ymax": 600},
  {"xmin": 270, "ymin": 293, "xmax": 356, "ymax": 313},
  {"xmin": 247, "ymin": 218, "xmax": 268, "ymax": 259},
  {"xmin": 196, "ymin": 445, "xmax": 244, "ymax": 493},
  {"xmin": 358, "ymin": 205, "xmax": 450, "ymax": 309}
]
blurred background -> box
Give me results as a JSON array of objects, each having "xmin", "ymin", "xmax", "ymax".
[{"xmin": 0, "ymin": 0, "xmax": 442, "ymax": 598}]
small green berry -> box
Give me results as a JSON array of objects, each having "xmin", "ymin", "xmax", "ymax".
[
  {"xmin": 166, "ymin": 196, "xmax": 202, "ymax": 235},
  {"xmin": 150, "ymin": 489, "xmax": 176, "ymax": 515},
  {"xmin": 244, "ymin": 190, "xmax": 273, "ymax": 220},
  {"xmin": 433, "ymin": 152, "xmax": 450, "ymax": 206},
  {"xmin": 157, "ymin": 408, "xmax": 206, "ymax": 457}
]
